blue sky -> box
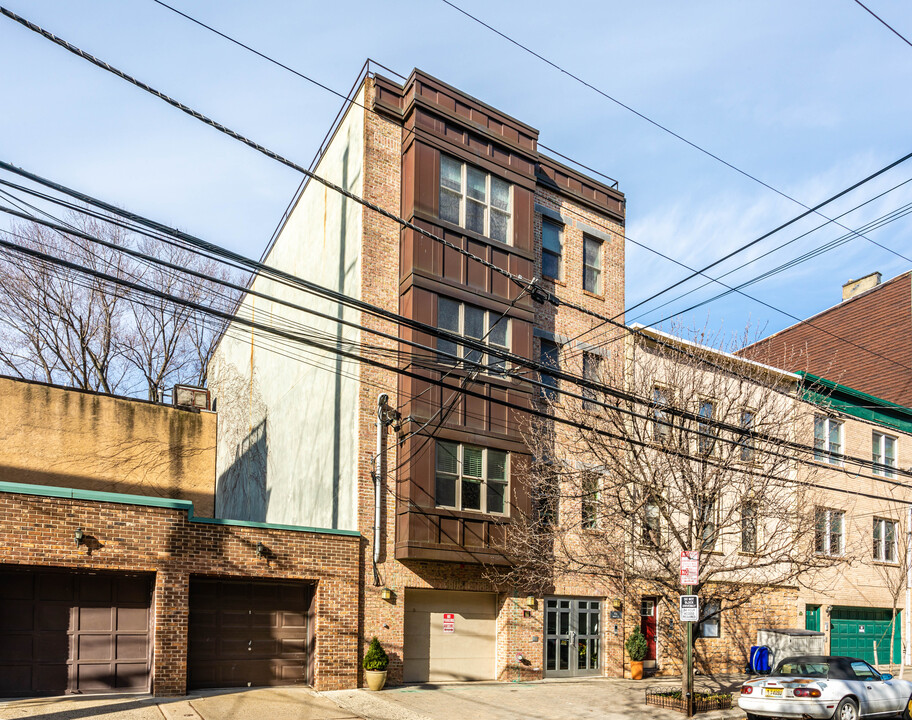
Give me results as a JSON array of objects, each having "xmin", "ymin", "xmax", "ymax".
[{"xmin": 1, "ymin": 1, "xmax": 910, "ymax": 343}]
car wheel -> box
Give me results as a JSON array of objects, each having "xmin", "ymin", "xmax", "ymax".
[
  {"xmin": 745, "ymin": 713, "xmax": 763, "ymax": 720},
  {"xmin": 833, "ymin": 697, "xmax": 859, "ymax": 720},
  {"xmin": 901, "ymin": 693, "xmax": 912, "ymax": 720}
]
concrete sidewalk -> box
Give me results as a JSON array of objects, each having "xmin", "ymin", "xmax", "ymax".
[
  {"xmin": 325, "ymin": 675, "xmax": 749, "ymax": 720},
  {"xmin": 0, "ymin": 687, "xmax": 360, "ymax": 720}
]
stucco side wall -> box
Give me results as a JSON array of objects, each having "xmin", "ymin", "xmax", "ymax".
[
  {"xmin": 208, "ymin": 85, "xmax": 365, "ymax": 531},
  {"xmin": 0, "ymin": 376, "xmax": 216, "ymax": 515}
]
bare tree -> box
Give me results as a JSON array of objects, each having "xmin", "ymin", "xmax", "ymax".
[
  {"xmin": 870, "ymin": 513, "xmax": 910, "ymax": 676},
  {"xmin": 495, "ymin": 325, "xmax": 852, "ymax": 689},
  {"xmin": 0, "ymin": 214, "xmax": 238, "ymax": 399}
]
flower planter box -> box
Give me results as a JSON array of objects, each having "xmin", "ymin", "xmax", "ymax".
[{"xmin": 645, "ymin": 688, "xmax": 732, "ymax": 714}]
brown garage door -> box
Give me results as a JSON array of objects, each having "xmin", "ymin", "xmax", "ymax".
[
  {"xmin": 0, "ymin": 567, "xmax": 152, "ymax": 696},
  {"xmin": 188, "ymin": 578, "xmax": 313, "ymax": 689},
  {"xmin": 403, "ymin": 589, "xmax": 497, "ymax": 683}
]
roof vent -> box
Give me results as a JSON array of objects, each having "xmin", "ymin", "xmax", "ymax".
[
  {"xmin": 172, "ymin": 384, "xmax": 210, "ymax": 411},
  {"xmin": 842, "ymin": 271, "xmax": 881, "ymax": 301}
]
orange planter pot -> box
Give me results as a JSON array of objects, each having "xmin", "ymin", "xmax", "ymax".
[{"xmin": 630, "ymin": 660, "xmax": 644, "ymax": 680}]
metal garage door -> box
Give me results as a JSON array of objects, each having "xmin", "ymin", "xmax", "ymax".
[
  {"xmin": 831, "ymin": 606, "xmax": 902, "ymax": 665},
  {"xmin": 403, "ymin": 589, "xmax": 497, "ymax": 683},
  {"xmin": 188, "ymin": 578, "xmax": 313, "ymax": 689},
  {"xmin": 0, "ymin": 567, "xmax": 152, "ymax": 696}
]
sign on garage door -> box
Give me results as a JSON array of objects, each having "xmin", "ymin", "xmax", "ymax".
[
  {"xmin": 403, "ymin": 589, "xmax": 496, "ymax": 683},
  {"xmin": 0, "ymin": 567, "xmax": 152, "ymax": 696}
]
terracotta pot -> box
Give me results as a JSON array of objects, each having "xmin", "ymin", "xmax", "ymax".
[
  {"xmin": 365, "ymin": 669, "xmax": 387, "ymax": 691},
  {"xmin": 630, "ymin": 660, "xmax": 644, "ymax": 680}
]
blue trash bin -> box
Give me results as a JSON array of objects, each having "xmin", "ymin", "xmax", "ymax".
[{"xmin": 749, "ymin": 645, "xmax": 772, "ymax": 674}]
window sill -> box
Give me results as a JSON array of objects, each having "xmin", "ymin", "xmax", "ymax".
[
  {"xmin": 582, "ymin": 289, "xmax": 606, "ymax": 300},
  {"xmin": 872, "ymin": 560, "xmax": 900, "ymax": 567},
  {"xmin": 543, "ymin": 276, "xmax": 565, "ymax": 287},
  {"xmin": 737, "ymin": 551, "xmax": 760, "ymax": 557},
  {"xmin": 432, "ymin": 505, "xmax": 512, "ymax": 522}
]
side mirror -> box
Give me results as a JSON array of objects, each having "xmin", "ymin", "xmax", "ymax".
[{"xmin": 882, "ymin": 673, "xmax": 893, "ymax": 681}]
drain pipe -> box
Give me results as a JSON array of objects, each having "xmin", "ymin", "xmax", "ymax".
[
  {"xmin": 906, "ymin": 505, "xmax": 911, "ymax": 669},
  {"xmin": 372, "ymin": 394, "xmax": 389, "ymax": 586}
]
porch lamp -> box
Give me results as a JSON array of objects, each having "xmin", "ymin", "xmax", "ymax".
[
  {"xmin": 74, "ymin": 527, "xmax": 84, "ymax": 547},
  {"xmin": 612, "ymin": 598, "xmax": 622, "ymax": 610},
  {"xmin": 255, "ymin": 542, "xmax": 266, "ymax": 558},
  {"xmin": 381, "ymin": 587, "xmax": 393, "ymax": 601},
  {"xmin": 524, "ymin": 596, "xmax": 535, "ymax": 608}
]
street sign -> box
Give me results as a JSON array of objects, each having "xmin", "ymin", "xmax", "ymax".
[
  {"xmin": 443, "ymin": 613, "xmax": 455, "ymax": 633},
  {"xmin": 680, "ymin": 550, "xmax": 699, "ymax": 586},
  {"xmin": 680, "ymin": 595, "xmax": 699, "ymax": 622}
]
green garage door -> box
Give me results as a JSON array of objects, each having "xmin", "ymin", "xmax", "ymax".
[{"xmin": 831, "ymin": 607, "xmax": 901, "ymax": 665}]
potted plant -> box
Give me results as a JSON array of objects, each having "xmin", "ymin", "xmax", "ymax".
[
  {"xmin": 625, "ymin": 626, "xmax": 648, "ymax": 679},
  {"xmin": 363, "ymin": 636, "xmax": 389, "ymax": 690}
]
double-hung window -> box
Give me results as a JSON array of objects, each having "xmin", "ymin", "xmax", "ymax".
[
  {"xmin": 698, "ymin": 495, "xmax": 718, "ymax": 552},
  {"xmin": 540, "ymin": 339, "xmax": 560, "ymax": 400},
  {"xmin": 583, "ymin": 236, "xmax": 603, "ymax": 294},
  {"xmin": 815, "ymin": 508, "xmax": 844, "ymax": 556},
  {"xmin": 873, "ymin": 518, "xmax": 897, "ymax": 562},
  {"xmin": 437, "ymin": 297, "xmax": 509, "ymax": 372},
  {"xmin": 439, "ymin": 155, "xmax": 511, "ymax": 243},
  {"xmin": 652, "ymin": 387, "xmax": 673, "ymax": 443},
  {"xmin": 642, "ymin": 499, "xmax": 661, "ymax": 547},
  {"xmin": 542, "ymin": 219, "xmax": 563, "ymax": 280},
  {"xmin": 814, "ymin": 416, "xmax": 843, "ymax": 464},
  {"xmin": 697, "ymin": 600, "xmax": 721, "ymax": 638},
  {"xmin": 698, "ymin": 400, "xmax": 715, "ymax": 455},
  {"xmin": 873, "ymin": 432, "xmax": 897, "ymax": 478},
  {"xmin": 739, "ymin": 410, "xmax": 754, "ymax": 462},
  {"xmin": 435, "ymin": 441, "xmax": 509, "ymax": 514},
  {"xmin": 741, "ymin": 501, "xmax": 758, "ymax": 553},
  {"xmin": 582, "ymin": 352, "xmax": 601, "ymax": 411}
]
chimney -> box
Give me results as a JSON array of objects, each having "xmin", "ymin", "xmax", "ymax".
[{"xmin": 842, "ymin": 271, "xmax": 882, "ymax": 301}]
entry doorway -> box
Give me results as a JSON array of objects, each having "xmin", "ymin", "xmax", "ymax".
[
  {"xmin": 640, "ymin": 598, "xmax": 658, "ymax": 668},
  {"xmin": 544, "ymin": 598, "xmax": 602, "ymax": 677}
]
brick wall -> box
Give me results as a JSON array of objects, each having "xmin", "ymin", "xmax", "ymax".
[
  {"xmin": 741, "ymin": 272, "xmax": 912, "ymax": 406},
  {"xmin": 0, "ymin": 490, "xmax": 360, "ymax": 694}
]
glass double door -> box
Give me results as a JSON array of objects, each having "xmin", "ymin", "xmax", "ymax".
[{"xmin": 544, "ymin": 598, "xmax": 601, "ymax": 677}]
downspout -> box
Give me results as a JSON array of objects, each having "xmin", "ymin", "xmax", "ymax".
[
  {"xmin": 372, "ymin": 393, "xmax": 389, "ymax": 586},
  {"xmin": 906, "ymin": 505, "xmax": 911, "ymax": 668}
]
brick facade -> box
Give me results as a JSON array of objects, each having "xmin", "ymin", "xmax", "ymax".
[
  {"xmin": 741, "ymin": 271, "xmax": 912, "ymax": 407},
  {"xmin": 0, "ymin": 488, "xmax": 360, "ymax": 694}
]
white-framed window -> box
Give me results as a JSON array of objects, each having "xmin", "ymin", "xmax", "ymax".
[
  {"xmin": 642, "ymin": 498, "xmax": 661, "ymax": 547},
  {"xmin": 698, "ymin": 399, "xmax": 715, "ymax": 455},
  {"xmin": 872, "ymin": 432, "xmax": 897, "ymax": 478},
  {"xmin": 873, "ymin": 517, "xmax": 898, "ymax": 563},
  {"xmin": 439, "ymin": 154, "xmax": 511, "ymax": 243},
  {"xmin": 583, "ymin": 235, "xmax": 603, "ymax": 294},
  {"xmin": 739, "ymin": 410, "xmax": 754, "ymax": 462},
  {"xmin": 653, "ymin": 386, "xmax": 673, "ymax": 443},
  {"xmin": 540, "ymin": 338, "xmax": 560, "ymax": 400},
  {"xmin": 815, "ymin": 508, "xmax": 844, "ymax": 556},
  {"xmin": 437, "ymin": 297, "xmax": 509, "ymax": 372},
  {"xmin": 542, "ymin": 218, "xmax": 562, "ymax": 280},
  {"xmin": 582, "ymin": 352, "xmax": 601, "ymax": 411},
  {"xmin": 697, "ymin": 599, "xmax": 721, "ymax": 638},
  {"xmin": 741, "ymin": 501, "xmax": 758, "ymax": 554},
  {"xmin": 435, "ymin": 441, "xmax": 509, "ymax": 515},
  {"xmin": 698, "ymin": 495, "xmax": 718, "ymax": 552},
  {"xmin": 814, "ymin": 416, "xmax": 844, "ymax": 464}
]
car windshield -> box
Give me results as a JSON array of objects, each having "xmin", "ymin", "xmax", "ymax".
[{"xmin": 775, "ymin": 661, "xmax": 830, "ymax": 678}]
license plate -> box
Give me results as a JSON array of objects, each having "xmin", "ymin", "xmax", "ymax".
[{"xmin": 765, "ymin": 688, "xmax": 782, "ymax": 697}]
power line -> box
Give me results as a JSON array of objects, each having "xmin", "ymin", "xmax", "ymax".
[{"xmin": 852, "ymin": 0, "xmax": 912, "ymax": 49}]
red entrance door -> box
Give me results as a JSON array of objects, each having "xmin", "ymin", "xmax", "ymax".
[{"xmin": 640, "ymin": 599, "xmax": 657, "ymax": 661}]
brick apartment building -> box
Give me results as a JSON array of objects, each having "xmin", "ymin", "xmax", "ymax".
[
  {"xmin": 741, "ymin": 270, "xmax": 912, "ymax": 407},
  {"xmin": 208, "ymin": 65, "xmax": 628, "ymax": 684},
  {"xmin": 0, "ymin": 376, "xmax": 359, "ymax": 696}
]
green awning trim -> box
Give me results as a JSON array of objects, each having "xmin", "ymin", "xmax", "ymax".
[
  {"xmin": 798, "ymin": 371, "xmax": 912, "ymax": 435},
  {"xmin": 0, "ymin": 480, "xmax": 361, "ymax": 538}
]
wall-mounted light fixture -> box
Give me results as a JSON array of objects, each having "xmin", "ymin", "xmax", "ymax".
[
  {"xmin": 75, "ymin": 527, "xmax": 84, "ymax": 547},
  {"xmin": 612, "ymin": 598, "xmax": 623, "ymax": 610},
  {"xmin": 825, "ymin": 605, "xmax": 833, "ymax": 616},
  {"xmin": 255, "ymin": 542, "xmax": 266, "ymax": 558},
  {"xmin": 524, "ymin": 596, "xmax": 536, "ymax": 608},
  {"xmin": 381, "ymin": 587, "xmax": 393, "ymax": 601}
]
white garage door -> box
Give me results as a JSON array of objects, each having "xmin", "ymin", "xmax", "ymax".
[{"xmin": 403, "ymin": 589, "xmax": 497, "ymax": 683}]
